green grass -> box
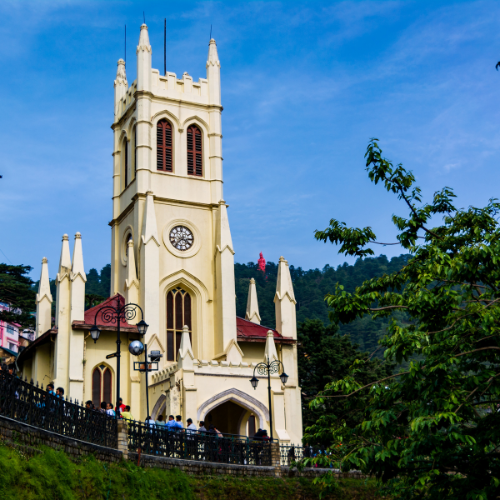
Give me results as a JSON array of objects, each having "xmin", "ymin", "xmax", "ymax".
[{"xmin": 0, "ymin": 441, "xmax": 382, "ymax": 500}]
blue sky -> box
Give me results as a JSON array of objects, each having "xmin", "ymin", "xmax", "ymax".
[{"xmin": 1, "ymin": 0, "xmax": 500, "ymax": 280}]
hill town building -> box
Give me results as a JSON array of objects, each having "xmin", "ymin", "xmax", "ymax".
[{"xmin": 18, "ymin": 24, "xmax": 302, "ymax": 443}]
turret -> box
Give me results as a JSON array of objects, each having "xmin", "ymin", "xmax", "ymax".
[
  {"xmin": 35, "ymin": 257, "xmax": 52, "ymax": 337},
  {"xmin": 207, "ymin": 39, "xmax": 223, "ymax": 203},
  {"xmin": 135, "ymin": 24, "xmax": 152, "ymax": 195},
  {"xmin": 245, "ymin": 278, "xmax": 261, "ymax": 324},
  {"xmin": 206, "ymin": 39, "xmax": 221, "ymax": 106},
  {"xmin": 137, "ymin": 24, "xmax": 152, "ymax": 92}
]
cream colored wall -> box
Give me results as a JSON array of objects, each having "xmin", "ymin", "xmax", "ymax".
[
  {"xmin": 239, "ymin": 342, "xmax": 266, "ymax": 364},
  {"xmin": 33, "ymin": 344, "xmax": 52, "ymax": 386},
  {"xmin": 83, "ymin": 331, "xmax": 134, "ymax": 408}
]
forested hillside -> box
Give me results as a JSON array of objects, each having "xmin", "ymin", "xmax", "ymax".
[
  {"xmin": 39, "ymin": 255, "xmax": 409, "ymax": 356},
  {"xmin": 235, "ymin": 254, "xmax": 411, "ymax": 355}
]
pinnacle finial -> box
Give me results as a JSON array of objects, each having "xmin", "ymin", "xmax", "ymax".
[{"xmin": 116, "ymin": 58, "xmax": 127, "ymax": 85}]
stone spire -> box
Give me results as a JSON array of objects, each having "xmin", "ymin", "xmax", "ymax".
[
  {"xmin": 57, "ymin": 234, "xmax": 71, "ymax": 277},
  {"xmin": 137, "ymin": 24, "xmax": 152, "ymax": 92},
  {"xmin": 178, "ymin": 325, "xmax": 194, "ymax": 361},
  {"xmin": 36, "ymin": 257, "xmax": 52, "ymax": 337},
  {"xmin": 70, "ymin": 232, "xmax": 86, "ymax": 323},
  {"xmin": 69, "ymin": 233, "xmax": 86, "ymax": 402},
  {"xmin": 71, "ymin": 232, "xmax": 86, "ymax": 281},
  {"xmin": 115, "ymin": 58, "xmax": 127, "ymax": 86},
  {"xmin": 206, "ymin": 39, "xmax": 221, "ymax": 106},
  {"xmin": 214, "ymin": 200, "xmax": 237, "ymax": 355},
  {"xmin": 140, "ymin": 191, "xmax": 160, "ymax": 342},
  {"xmin": 114, "ymin": 59, "xmax": 128, "ymax": 120},
  {"xmin": 264, "ymin": 330, "xmax": 278, "ymax": 362},
  {"xmin": 274, "ymin": 256, "xmax": 297, "ymax": 339},
  {"xmin": 54, "ymin": 234, "xmax": 72, "ymax": 392},
  {"xmin": 245, "ymin": 278, "xmax": 261, "ymax": 324},
  {"xmin": 142, "ymin": 191, "xmax": 160, "ymax": 246},
  {"xmin": 125, "ymin": 239, "xmax": 139, "ymax": 305}
]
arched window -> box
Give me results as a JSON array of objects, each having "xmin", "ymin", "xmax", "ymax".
[
  {"xmin": 124, "ymin": 138, "xmax": 129, "ymax": 187},
  {"xmin": 166, "ymin": 287, "xmax": 192, "ymax": 361},
  {"xmin": 91, "ymin": 365, "xmax": 113, "ymax": 407},
  {"xmin": 157, "ymin": 119, "xmax": 173, "ymax": 172},
  {"xmin": 187, "ymin": 125, "xmax": 202, "ymax": 176}
]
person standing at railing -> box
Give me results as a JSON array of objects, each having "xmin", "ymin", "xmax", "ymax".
[
  {"xmin": 47, "ymin": 383, "xmax": 55, "ymax": 396},
  {"xmin": 106, "ymin": 403, "xmax": 115, "ymax": 417},
  {"xmin": 99, "ymin": 402, "xmax": 107, "ymax": 413},
  {"xmin": 121, "ymin": 406, "xmax": 134, "ymax": 422},
  {"xmin": 115, "ymin": 398, "xmax": 126, "ymax": 416},
  {"xmin": 145, "ymin": 415, "xmax": 155, "ymax": 427},
  {"xmin": 198, "ymin": 421, "xmax": 206, "ymax": 433},
  {"xmin": 174, "ymin": 415, "xmax": 184, "ymax": 430},
  {"xmin": 166, "ymin": 414, "xmax": 176, "ymax": 430},
  {"xmin": 155, "ymin": 415, "xmax": 166, "ymax": 427},
  {"xmin": 186, "ymin": 418, "xmax": 197, "ymax": 432}
]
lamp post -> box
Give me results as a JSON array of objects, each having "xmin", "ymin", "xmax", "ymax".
[
  {"xmin": 249, "ymin": 359, "xmax": 288, "ymax": 441},
  {"xmin": 90, "ymin": 297, "xmax": 148, "ymax": 413},
  {"xmin": 129, "ymin": 340, "xmax": 161, "ymax": 419}
]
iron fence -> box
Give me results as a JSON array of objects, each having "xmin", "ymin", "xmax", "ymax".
[
  {"xmin": 127, "ymin": 419, "xmax": 272, "ymax": 466},
  {"xmin": 279, "ymin": 444, "xmax": 322, "ymax": 466},
  {"xmin": 0, "ymin": 371, "xmax": 117, "ymax": 448}
]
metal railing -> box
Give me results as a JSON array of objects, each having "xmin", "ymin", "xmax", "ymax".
[
  {"xmin": 279, "ymin": 444, "xmax": 322, "ymax": 466},
  {"xmin": 127, "ymin": 419, "xmax": 272, "ymax": 466},
  {"xmin": 0, "ymin": 371, "xmax": 117, "ymax": 448}
]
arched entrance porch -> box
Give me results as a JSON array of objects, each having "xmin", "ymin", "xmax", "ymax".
[{"xmin": 197, "ymin": 388, "xmax": 269, "ymax": 436}]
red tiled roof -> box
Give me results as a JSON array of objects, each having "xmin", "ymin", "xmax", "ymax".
[
  {"xmin": 236, "ymin": 316, "xmax": 294, "ymax": 343},
  {"xmin": 80, "ymin": 294, "xmax": 139, "ymax": 331}
]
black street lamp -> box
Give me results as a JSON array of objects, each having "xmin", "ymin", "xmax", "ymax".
[
  {"xmin": 129, "ymin": 341, "xmax": 161, "ymax": 418},
  {"xmin": 249, "ymin": 359, "xmax": 288, "ymax": 441},
  {"xmin": 90, "ymin": 297, "xmax": 148, "ymax": 413}
]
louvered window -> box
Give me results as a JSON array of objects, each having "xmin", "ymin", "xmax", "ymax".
[
  {"xmin": 187, "ymin": 125, "xmax": 202, "ymax": 176},
  {"xmin": 157, "ymin": 119, "xmax": 173, "ymax": 172}
]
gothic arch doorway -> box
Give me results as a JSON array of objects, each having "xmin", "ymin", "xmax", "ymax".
[{"xmin": 197, "ymin": 388, "xmax": 269, "ymax": 435}]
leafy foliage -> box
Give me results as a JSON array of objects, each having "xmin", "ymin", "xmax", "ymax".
[
  {"xmin": 298, "ymin": 319, "xmax": 392, "ymax": 431},
  {"xmin": 304, "ymin": 139, "xmax": 500, "ymax": 499},
  {"xmin": 0, "ymin": 264, "xmax": 36, "ymax": 328}
]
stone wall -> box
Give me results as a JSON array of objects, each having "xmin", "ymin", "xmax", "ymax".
[
  {"xmin": 0, "ymin": 414, "xmax": 368, "ymax": 480},
  {"xmin": 0, "ymin": 415, "xmax": 122, "ymax": 463}
]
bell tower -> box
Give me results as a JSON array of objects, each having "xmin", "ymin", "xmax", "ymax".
[{"xmin": 110, "ymin": 25, "xmax": 237, "ymax": 368}]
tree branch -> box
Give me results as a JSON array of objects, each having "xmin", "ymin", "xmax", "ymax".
[{"xmin": 318, "ymin": 371, "xmax": 410, "ymax": 399}]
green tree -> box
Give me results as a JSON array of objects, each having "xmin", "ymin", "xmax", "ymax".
[
  {"xmin": 305, "ymin": 139, "xmax": 500, "ymax": 499},
  {"xmin": 0, "ymin": 264, "xmax": 36, "ymax": 328},
  {"xmin": 298, "ymin": 319, "xmax": 392, "ymax": 432}
]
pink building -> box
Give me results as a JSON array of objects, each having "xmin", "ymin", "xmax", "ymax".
[{"xmin": 0, "ymin": 302, "xmax": 20, "ymax": 353}]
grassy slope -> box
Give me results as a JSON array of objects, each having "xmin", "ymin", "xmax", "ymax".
[{"xmin": 0, "ymin": 442, "xmax": 383, "ymax": 500}]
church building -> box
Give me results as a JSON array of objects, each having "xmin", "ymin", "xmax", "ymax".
[{"xmin": 18, "ymin": 24, "xmax": 302, "ymax": 444}]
